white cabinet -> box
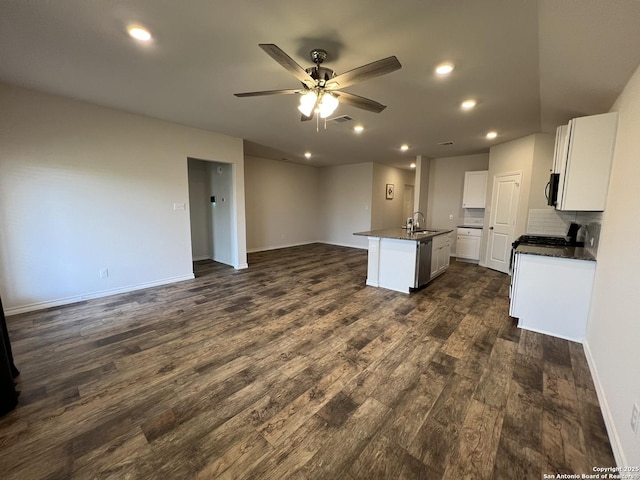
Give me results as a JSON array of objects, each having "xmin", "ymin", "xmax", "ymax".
[
  {"xmin": 510, "ymin": 252, "xmax": 595, "ymax": 342},
  {"xmin": 431, "ymin": 232, "xmax": 452, "ymax": 279},
  {"xmin": 456, "ymin": 227, "xmax": 481, "ymax": 260},
  {"xmin": 554, "ymin": 112, "xmax": 617, "ymax": 211},
  {"xmin": 462, "ymin": 171, "xmax": 488, "ymax": 208}
]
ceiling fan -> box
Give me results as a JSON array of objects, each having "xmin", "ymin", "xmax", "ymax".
[{"xmin": 234, "ymin": 44, "xmax": 402, "ymax": 121}]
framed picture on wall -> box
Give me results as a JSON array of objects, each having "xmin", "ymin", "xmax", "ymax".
[{"xmin": 386, "ymin": 184, "xmax": 394, "ymax": 200}]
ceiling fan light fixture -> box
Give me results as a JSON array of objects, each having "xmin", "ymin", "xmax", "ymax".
[
  {"xmin": 298, "ymin": 91, "xmax": 318, "ymax": 117},
  {"xmin": 318, "ymin": 93, "xmax": 339, "ymax": 119}
]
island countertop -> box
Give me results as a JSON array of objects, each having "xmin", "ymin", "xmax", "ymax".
[{"xmin": 353, "ymin": 227, "xmax": 453, "ymax": 241}]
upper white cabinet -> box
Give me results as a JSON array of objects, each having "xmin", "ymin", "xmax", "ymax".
[
  {"xmin": 462, "ymin": 170, "xmax": 488, "ymax": 208},
  {"xmin": 554, "ymin": 112, "xmax": 618, "ymax": 211}
]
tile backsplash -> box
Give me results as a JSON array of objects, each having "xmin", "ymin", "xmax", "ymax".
[
  {"xmin": 526, "ymin": 209, "xmax": 602, "ymax": 256},
  {"xmin": 462, "ymin": 208, "xmax": 485, "ymax": 226}
]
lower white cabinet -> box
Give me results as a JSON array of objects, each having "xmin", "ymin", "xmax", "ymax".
[
  {"xmin": 510, "ymin": 252, "xmax": 595, "ymax": 342},
  {"xmin": 456, "ymin": 227, "xmax": 482, "ymax": 260},
  {"xmin": 431, "ymin": 232, "xmax": 452, "ymax": 279}
]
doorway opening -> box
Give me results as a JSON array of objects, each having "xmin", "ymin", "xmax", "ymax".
[{"xmin": 187, "ymin": 158, "xmax": 234, "ymax": 268}]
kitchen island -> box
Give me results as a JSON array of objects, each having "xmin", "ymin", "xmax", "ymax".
[{"xmin": 353, "ymin": 228, "xmax": 453, "ymax": 294}]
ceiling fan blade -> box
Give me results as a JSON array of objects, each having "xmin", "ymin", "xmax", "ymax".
[
  {"xmin": 301, "ymin": 113, "xmax": 313, "ymax": 122},
  {"xmin": 334, "ymin": 91, "xmax": 387, "ymax": 113},
  {"xmin": 234, "ymin": 89, "xmax": 301, "ymax": 97},
  {"xmin": 259, "ymin": 44, "xmax": 316, "ymax": 88},
  {"xmin": 326, "ymin": 56, "xmax": 402, "ymax": 89}
]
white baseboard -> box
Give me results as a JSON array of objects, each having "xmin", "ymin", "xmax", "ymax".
[
  {"xmin": 455, "ymin": 257, "xmax": 480, "ymax": 264},
  {"xmin": 583, "ymin": 340, "xmax": 625, "ymax": 467},
  {"xmin": 247, "ymin": 240, "xmax": 367, "ymax": 253},
  {"xmin": 516, "ymin": 324, "xmax": 584, "ymax": 344},
  {"xmin": 319, "ymin": 241, "xmax": 368, "ymax": 250},
  {"xmin": 192, "ymin": 255, "xmax": 211, "ymax": 261},
  {"xmin": 4, "ymin": 274, "xmax": 195, "ymax": 316},
  {"xmin": 247, "ymin": 241, "xmax": 319, "ymax": 253}
]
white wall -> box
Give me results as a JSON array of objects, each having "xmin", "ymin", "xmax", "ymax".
[
  {"xmin": 318, "ymin": 163, "xmax": 373, "ymax": 249},
  {"xmin": 0, "ymin": 83, "xmax": 247, "ymax": 314},
  {"xmin": 371, "ymin": 163, "xmax": 415, "ymax": 230},
  {"xmin": 585, "ymin": 62, "xmax": 640, "ymax": 467},
  {"xmin": 244, "ymin": 156, "xmax": 320, "ymax": 252}
]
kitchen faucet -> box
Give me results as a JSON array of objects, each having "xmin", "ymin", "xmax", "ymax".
[{"xmin": 412, "ymin": 211, "xmax": 425, "ymax": 232}]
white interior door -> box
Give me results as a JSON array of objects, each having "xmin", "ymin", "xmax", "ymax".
[{"xmin": 486, "ymin": 172, "xmax": 521, "ymax": 273}]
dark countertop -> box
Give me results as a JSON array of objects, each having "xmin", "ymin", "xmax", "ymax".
[
  {"xmin": 457, "ymin": 225, "xmax": 483, "ymax": 229},
  {"xmin": 353, "ymin": 228, "xmax": 453, "ymax": 242},
  {"xmin": 515, "ymin": 244, "xmax": 596, "ymax": 261}
]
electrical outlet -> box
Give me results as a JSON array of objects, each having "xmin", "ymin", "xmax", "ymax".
[
  {"xmin": 99, "ymin": 268, "xmax": 109, "ymax": 279},
  {"xmin": 631, "ymin": 403, "xmax": 639, "ymax": 434}
]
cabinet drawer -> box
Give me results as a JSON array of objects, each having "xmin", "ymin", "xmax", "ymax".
[
  {"xmin": 434, "ymin": 232, "xmax": 452, "ymax": 247},
  {"xmin": 456, "ymin": 227, "xmax": 482, "ymax": 237}
]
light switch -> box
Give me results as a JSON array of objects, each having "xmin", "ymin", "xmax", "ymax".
[{"xmin": 173, "ymin": 202, "xmax": 186, "ymax": 211}]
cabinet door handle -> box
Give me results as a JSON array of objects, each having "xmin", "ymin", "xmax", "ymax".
[{"xmin": 490, "ymin": 226, "xmax": 494, "ymax": 230}]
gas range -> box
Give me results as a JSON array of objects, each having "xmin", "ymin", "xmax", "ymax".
[{"xmin": 513, "ymin": 235, "xmax": 570, "ymax": 247}]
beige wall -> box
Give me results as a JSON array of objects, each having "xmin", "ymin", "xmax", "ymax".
[
  {"xmin": 425, "ymin": 154, "xmax": 489, "ymax": 255},
  {"xmin": 318, "ymin": 163, "xmax": 373, "ymax": 249},
  {"xmin": 481, "ymin": 134, "xmax": 549, "ymax": 264},
  {"xmin": 427, "ymin": 153, "xmax": 490, "ymax": 228},
  {"xmin": 0, "ymin": 82, "xmax": 247, "ymax": 314},
  {"xmin": 371, "ymin": 163, "xmax": 415, "ymax": 230},
  {"xmin": 529, "ymin": 134, "xmax": 555, "ymax": 209},
  {"xmin": 585, "ymin": 62, "xmax": 640, "ymax": 467},
  {"xmin": 244, "ymin": 156, "xmax": 320, "ymax": 252}
]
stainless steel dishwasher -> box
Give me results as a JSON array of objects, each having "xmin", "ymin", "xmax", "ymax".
[{"xmin": 413, "ymin": 238, "xmax": 433, "ymax": 288}]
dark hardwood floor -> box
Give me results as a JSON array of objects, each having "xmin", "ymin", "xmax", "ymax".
[{"xmin": 0, "ymin": 243, "xmax": 614, "ymax": 479}]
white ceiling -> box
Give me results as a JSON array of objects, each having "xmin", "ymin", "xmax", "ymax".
[{"xmin": 1, "ymin": 0, "xmax": 640, "ymax": 169}]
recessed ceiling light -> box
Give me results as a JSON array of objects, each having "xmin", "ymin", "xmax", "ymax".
[
  {"xmin": 128, "ymin": 25, "xmax": 152, "ymax": 42},
  {"xmin": 304, "ymin": 152, "xmax": 312, "ymax": 159},
  {"xmin": 400, "ymin": 144, "xmax": 409, "ymax": 152},
  {"xmin": 354, "ymin": 125, "xmax": 364, "ymax": 133},
  {"xmin": 486, "ymin": 131, "xmax": 498, "ymax": 139},
  {"xmin": 461, "ymin": 99, "xmax": 476, "ymax": 110},
  {"xmin": 410, "ymin": 163, "xmax": 416, "ymax": 168},
  {"xmin": 435, "ymin": 63, "xmax": 454, "ymax": 75}
]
